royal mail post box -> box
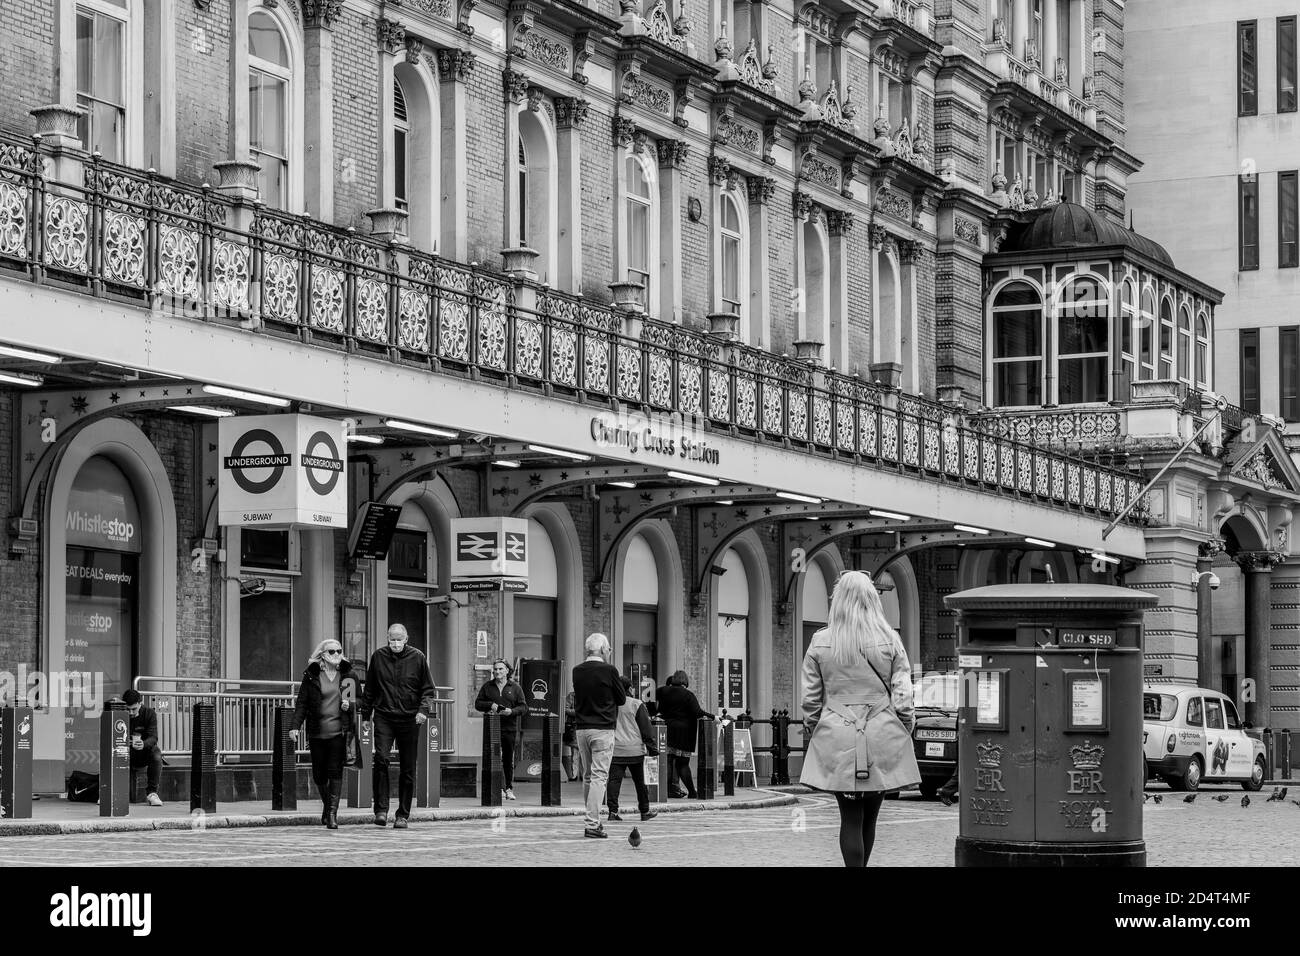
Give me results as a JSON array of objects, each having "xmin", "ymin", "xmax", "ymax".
[{"xmin": 945, "ymin": 584, "xmax": 1156, "ymax": 867}]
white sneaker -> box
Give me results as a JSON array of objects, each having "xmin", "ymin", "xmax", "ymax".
[
  {"xmin": 146, "ymin": 793, "xmax": 163, "ymax": 807},
  {"xmin": 504, "ymin": 788, "xmax": 516, "ymax": 801}
]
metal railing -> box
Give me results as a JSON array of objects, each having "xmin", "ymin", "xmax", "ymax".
[
  {"xmin": 132, "ymin": 676, "xmax": 456, "ymax": 759},
  {"xmin": 0, "ymin": 135, "xmax": 1146, "ymax": 524}
]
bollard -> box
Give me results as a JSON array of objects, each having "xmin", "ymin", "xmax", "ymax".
[
  {"xmin": 770, "ymin": 710, "xmax": 791, "ymax": 786},
  {"xmin": 647, "ymin": 718, "xmax": 669, "ymax": 802},
  {"xmin": 272, "ymin": 706, "xmax": 297, "ymax": 811},
  {"xmin": 99, "ymin": 701, "xmax": 130, "ymax": 817},
  {"xmin": 696, "ymin": 717, "xmax": 716, "ymax": 799},
  {"xmin": 190, "ymin": 701, "xmax": 216, "ymax": 814},
  {"xmin": 722, "ymin": 718, "xmax": 735, "ymax": 797},
  {"xmin": 345, "ymin": 717, "xmax": 374, "ymax": 809},
  {"xmin": 415, "ymin": 717, "xmax": 441, "ymax": 808},
  {"xmin": 481, "ymin": 713, "xmax": 503, "ymax": 806},
  {"xmin": 0, "ymin": 703, "xmax": 34, "ymax": 820},
  {"xmin": 1280, "ymin": 729, "xmax": 1293, "ymax": 779},
  {"xmin": 541, "ymin": 712, "xmax": 562, "ymax": 806}
]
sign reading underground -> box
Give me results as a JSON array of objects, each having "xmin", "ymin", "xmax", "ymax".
[{"xmin": 218, "ymin": 414, "xmax": 347, "ymax": 528}]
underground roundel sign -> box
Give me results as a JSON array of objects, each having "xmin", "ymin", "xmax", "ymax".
[{"xmin": 218, "ymin": 414, "xmax": 347, "ymax": 528}]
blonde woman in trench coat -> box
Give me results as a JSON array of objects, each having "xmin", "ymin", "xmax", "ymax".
[{"xmin": 800, "ymin": 570, "xmax": 921, "ymax": 866}]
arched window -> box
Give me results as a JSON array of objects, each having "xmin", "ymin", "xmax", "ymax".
[
  {"xmin": 1057, "ymin": 274, "xmax": 1109, "ymax": 404},
  {"xmin": 802, "ymin": 216, "xmax": 828, "ymax": 346},
  {"xmin": 1139, "ymin": 287, "xmax": 1156, "ymax": 380},
  {"xmin": 1158, "ymin": 297, "xmax": 1174, "ymax": 378},
  {"xmin": 248, "ymin": 10, "xmax": 290, "ymax": 208},
  {"xmin": 991, "ymin": 281, "xmax": 1043, "ymax": 406},
  {"xmin": 1195, "ymin": 313, "xmax": 1210, "ymax": 386},
  {"xmin": 515, "ymin": 109, "xmax": 557, "ymax": 282},
  {"xmin": 720, "ymin": 192, "xmax": 743, "ymax": 314},
  {"xmin": 621, "ymin": 534, "xmax": 660, "ymax": 686},
  {"xmin": 1119, "ymin": 279, "xmax": 1137, "ymax": 400},
  {"xmin": 626, "ymin": 154, "xmax": 654, "ymax": 301},
  {"xmin": 393, "ymin": 77, "xmax": 409, "ymax": 213},
  {"xmin": 1177, "ymin": 306, "xmax": 1193, "ymax": 384},
  {"xmin": 517, "ymin": 138, "xmax": 528, "ymax": 245}
]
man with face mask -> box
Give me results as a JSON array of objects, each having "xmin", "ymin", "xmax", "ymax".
[
  {"xmin": 474, "ymin": 659, "xmax": 528, "ymax": 800},
  {"xmin": 360, "ymin": 624, "xmax": 436, "ymax": 828}
]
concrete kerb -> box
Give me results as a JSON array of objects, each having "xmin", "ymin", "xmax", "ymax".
[{"xmin": 0, "ymin": 794, "xmax": 800, "ymax": 837}]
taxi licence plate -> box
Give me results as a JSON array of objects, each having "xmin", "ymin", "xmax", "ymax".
[{"xmin": 925, "ymin": 742, "xmax": 945, "ymax": 757}]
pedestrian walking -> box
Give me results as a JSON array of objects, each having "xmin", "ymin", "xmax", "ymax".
[
  {"xmin": 654, "ymin": 671, "xmax": 713, "ymax": 798},
  {"xmin": 562, "ymin": 691, "xmax": 580, "ymax": 782},
  {"xmin": 290, "ymin": 640, "xmax": 358, "ymax": 829},
  {"xmin": 359, "ymin": 623, "xmax": 437, "ymax": 829},
  {"xmin": 571, "ymin": 633, "xmax": 625, "ymax": 839},
  {"xmin": 606, "ymin": 676, "xmax": 660, "ymax": 822},
  {"xmin": 800, "ymin": 570, "xmax": 921, "ymax": 866},
  {"xmin": 475, "ymin": 659, "xmax": 527, "ymax": 800}
]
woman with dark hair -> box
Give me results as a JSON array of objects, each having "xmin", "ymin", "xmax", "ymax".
[
  {"xmin": 290, "ymin": 639, "xmax": 358, "ymax": 829},
  {"xmin": 654, "ymin": 670, "xmax": 713, "ymax": 799}
]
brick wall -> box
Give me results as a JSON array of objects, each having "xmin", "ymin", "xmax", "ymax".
[
  {"xmin": 330, "ymin": 9, "xmax": 381, "ymax": 230},
  {"xmin": 0, "ymin": 0, "xmax": 54, "ymax": 136},
  {"xmin": 175, "ymin": 2, "xmax": 231, "ymax": 187}
]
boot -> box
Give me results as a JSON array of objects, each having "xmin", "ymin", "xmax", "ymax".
[
  {"xmin": 319, "ymin": 781, "xmax": 331, "ymax": 826},
  {"xmin": 327, "ymin": 778, "xmax": 341, "ymax": 830}
]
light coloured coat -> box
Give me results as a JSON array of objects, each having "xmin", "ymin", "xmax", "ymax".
[{"xmin": 799, "ymin": 627, "xmax": 921, "ymax": 793}]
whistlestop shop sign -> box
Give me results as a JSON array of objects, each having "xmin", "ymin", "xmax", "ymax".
[{"xmin": 218, "ymin": 414, "xmax": 348, "ymax": 528}]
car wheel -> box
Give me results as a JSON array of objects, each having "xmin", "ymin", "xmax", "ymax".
[
  {"xmin": 1242, "ymin": 756, "xmax": 1265, "ymax": 792},
  {"xmin": 1183, "ymin": 756, "xmax": 1202, "ymax": 791},
  {"xmin": 919, "ymin": 780, "xmax": 939, "ymax": 800}
]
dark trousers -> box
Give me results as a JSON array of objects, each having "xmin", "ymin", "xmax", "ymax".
[
  {"xmin": 130, "ymin": 746, "xmax": 163, "ymax": 795},
  {"xmin": 937, "ymin": 768, "xmax": 959, "ymax": 801},
  {"xmin": 372, "ymin": 714, "xmax": 419, "ymax": 818},
  {"xmin": 309, "ymin": 735, "xmax": 346, "ymax": 788},
  {"xmin": 501, "ymin": 730, "xmax": 517, "ymax": 790},
  {"xmin": 607, "ymin": 756, "xmax": 649, "ymax": 815}
]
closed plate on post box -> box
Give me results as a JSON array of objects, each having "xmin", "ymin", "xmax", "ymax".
[{"xmin": 1057, "ymin": 628, "xmax": 1115, "ymax": 649}]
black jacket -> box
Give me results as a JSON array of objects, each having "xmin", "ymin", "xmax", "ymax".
[
  {"xmin": 293, "ymin": 660, "xmax": 358, "ymax": 738},
  {"xmin": 360, "ymin": 646, "xmax": 436, "ymax": 721},
  {"xmin": 656, "ymin": 684, "xmax": 711, "ymax": 753},
  {"xmin": 128, "ymin": 706, "xmax": 159, "ymax": 752},
  {"xmin": 474, "ymin": 679, "xmax": 529, "ymax": 737},
  {"xmin": 572, "ymin": 659, "xmax": 627, "ymax": 729}
]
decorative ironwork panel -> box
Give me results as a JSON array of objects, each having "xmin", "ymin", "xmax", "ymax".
[
  {"xmin": 550, "ymin": 327, "xmax": 577, "ymax": 385},
  {"xmin": 43, "ymin": 196, "xmax": 89, "ymax": 271},
  {"xmin": 964, "ymin": 435, "xmax": 980, "ymax": 479},
  {"xmin": 649, "ymin": 350, "xmax": 673, "ymax": 407},
  {"xmin": 923, "ymin": 422, "xmax": 940, "ymax": 470},
  {"xmin": 1035, "ymin": 456, "xmax": 1049, "ymax": 497},
  {"xmin": 836, "ymin": 401, "xmax": 854, "ymax": 450},
  {"xmin": 102, "ymin": 209, "xmax": 146, "ymax": 286},
  {"xmin": 736, "ymin": 375, "xmax": 757, "ymax": 428},
  {"xmin": 1067, "ymin": 463, "xmax": 1081, "ymax": 504},
  {"xmin": 355, "ymin": 276, "xmax": 388, "ymax": 342},
  {"xmin": 584, "ymin": 335, "xmax": 611, "ymax": 394},
  {"xmin": 813, "ymin": 395, "xmax": 832, "ymax": 446},
  {"xmin": 262, "ymin": 253, "xmax": 300, "ymax": 322},
  {"xmin": 789, "ymin": 393, "xmax": 808, "ymax": 441},
  {"xmin": 435, "ymin": 265, "xmax": 471, "ymax": 361},
  {"xmin": 1083, "ymin": 469, "xmax": 1097, "ymax": 508},
  {"xmin": 1099, "ymin": 474, "xmax": 1112, "ymax": 512},
  {"xmin": 616, "ymin": 344, "xmax": 641, "ymax": 399},
  {"xmin": 762, "ymin": 383, "xmax": 783, "ymax": 434},
  {"xmin": 157, "ymin": 224, "xmax": 200, "ymax": 298},
  {"xmin": 479, "ymin": 308, "xmax": 508, "ymax": 369},
  {"xmin": 943, "ymin": 427, "xmax": 961, "ymax": 474},
  {"xmin": 710, "ymin": 368, "xmax": 732, "ymax": 422},
  {"xmin": 1128, "ymin": 479, "xmax": 1142, "ymax": 512},
  {"xmin": 859, "ymin": 407, "xmax": 878, "ymax": 456},
  {"xmin": 309, "ymin": 265, "xmax": 345, "ymax": 332},
  {"xmin": 882, "ymin": 411, "xmax": 900, "ymax": 461},
  {"xmin": 679, "ymin": 360, "xmax": 703, "ymax": 415},
  {"xmin": 0, "ymin": 181, "xmax": 26, "ymax": 257},
  {"xmin": 982, "ymin": 443, "xmax": 998, "ymax": 483},
  {"xmin": 397, "ymin": 288, "xmax": 430, "ymax": 351},
  {"xmin": 999, "ymin": 445, "xmax": 1015, "ymax": 486},
  {"xmin": 515, "ymin": 317, "xmax": 543, "ymax": 378},
  {"xmin": 1018, "ymin": 450, "xmax": 1033, "ymax": 492},
  {"xmin": 1114, "ymin": 478, "xmax": 1126, "ymax": 513},
  {"xmin": 902, "ymin": 417, "xmax": 920, "ymax": 466},
  {"xmin": 1052, "ymin": 459, "xmax": 1065, "ymax": 499}
]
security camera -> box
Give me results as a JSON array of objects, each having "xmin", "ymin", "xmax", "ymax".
[
  {"xmin": 1192, "ymin": 570, "xmax": 1220, "ymax": 590},
  {"xmin": 1207, "ymin": 572, "xmax": 1220, "ymax": 590}
]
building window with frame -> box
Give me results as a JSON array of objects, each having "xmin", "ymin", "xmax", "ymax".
[
  {"xmin": 1282, "ymin": 328, "xmax": 1300, "ymax": 421},
  {"xmin": 1119, "ymin": 280, "xmax": 1136, "ymax": 400},
  {"xmin": 1240, "ymin": 328, "xmax": 1260, "ymax": 415},
  {"xmin": 1029, "ymin": 0, "xmax": 1044, "ymax": 64},
  {"xmin": 625, "ymin": 153, "xmax": 654, "ymax": 305},
  {"xmin": 1056, "ymin": 275, "xmax": 1108, "ymax": 405},
  {"xmin": 1177, "ymin": 306, "xmax": 1193, "ymax": 384},
  {"xmin": 991, "ymin": 282, "xmax": 1043, "ymax": 407},
  {"xmin": 517, "ymin": 139, "xmax": 528, "ymax": 246},
  {"xmin": 248, "ymin": 10, "xmax": 290, "ymax": 209},
  {"xmin": 1139, "ymin": 288, "xmax": 1156, "ymax": 380},
  {"xmin": 238, "ymin": 528, "xmax": 297, "ymax": 682},
  {"xmin": 1240, "ymin": 175, "xmax": 1259, "ymax": 271},
  {"xmin": 393, "ymin": 78, "xmax": 409, "ymax": 213},
  {"xmin": 803, "ymin": 32, "xmax": 834, "ymax": 96},
  {"xmin": 75, "ymin": 2, "xmax": 127, "ymax": 162},
  {"xmin": 720, "ymin": 191, "xmax": 743, "ymax": 315},
  {"xmin": 992, "ymin": 0, "xmax": 1012, "ymax": 45},
  {"xmin": 1280, "ymin": 170, "xmax": 1298, "ymax": 268},
  {"xmin": 1158, "ymin": 298, "xmax": 1174, "ymax": 379},
  {"xmin": 1280, "ymin": 16, "xmax": 1297, "ymax": 114},
  {"xmin": 1239, "ymin": 20, "xmax": 1258, "ymax": 116},
  {"xmin": 1195, "ymin": 313, "xmax": 1210, "ymax": 387}
]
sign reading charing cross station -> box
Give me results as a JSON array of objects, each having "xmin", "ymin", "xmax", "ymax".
[{"xmin": 588, "ymin": 410, "xmax": 722, "ymax": 469}]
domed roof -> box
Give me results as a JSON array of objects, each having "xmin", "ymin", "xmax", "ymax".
[{"xmin": 1000, "ymin": 202, "xmax": 1175, "ymax": 267}]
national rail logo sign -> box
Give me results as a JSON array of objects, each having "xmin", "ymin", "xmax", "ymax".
[{"xmin": 218, "ymin": 414, "xmax": 347, "ymax": 528}]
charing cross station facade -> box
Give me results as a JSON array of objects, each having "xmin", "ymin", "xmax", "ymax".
[{"xmin": 0, "ymin": 0, "xmax": 1296, "ymax": 790}]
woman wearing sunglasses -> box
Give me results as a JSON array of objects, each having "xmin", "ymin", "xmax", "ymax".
[{"xmin": 290, "ymin": 640, "xmax": 358, "ymax": 829}]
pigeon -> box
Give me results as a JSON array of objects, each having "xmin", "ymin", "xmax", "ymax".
[
  {"xmin": 1266, "ymin": 787, "xmax": 1288, "ymax": 803},
  {"xmin": 1291, "ymin": 798, "xmax": 1300, "ymax": 808},
  {"xmin": 1183, "ymin": 794, "xmax": 1197, "ymax": 803},
  {"xmin": 628, "ymin": 827, "xmax": 642, "ymax": 849},
  {"xmin": 1152, "ymin": 794, "xmax": 1163, "ymax": 804},
  {"xmin": 1241, "ymin": 795, "xmax": 1251, "ymax": 808},
  {"xmin": 1143, "ymin": 793, "xmax": 1152, "ymax": 802},
  {"xmin": 1213, "ymin": 794, "xmax": 1230, "ymax": 802}
]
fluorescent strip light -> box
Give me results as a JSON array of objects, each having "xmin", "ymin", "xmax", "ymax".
[
  {"xmin": 0, "ymin": 371, "xmax": 43, "ymax": 387},
  {"xmin": 347, "ymin": 434, "xmax": 384, "ymax": 445},
  {"xmin": 776, "ymin": 491, "xmax": 821, "ymax": 504},
  {"xmin": 954, "ymin": 524, "xmax": 990, "ymax": 535},
  {"xmin": 1025, "ymin": 537, "xmax": 1056, "ymax": 548},
  {"xmin": 385, "ymin": 419, "xmax": 457, "ymax": 438},
  {"xmin": 869, "ymin": 509, "xmax": 910, "ymax": 521},
  {"xmin": 0, "ymin": 344, "xmax": 60, "ymax": 363},
  {"xmin": 526, "ymin": 444, "xmax": 590, "ymax": 461},
  {"xmin": 608, "ymin": 480, "xmax": 636, "ymax": 488},
  {"xmin": 1090, "ymin": 550, "xmax": 1121, "ymax": 566},
  {"xmin": 202, "ymin": 384, "xmax": 291, "ymax": 407},
  {"xmin": 666, "ymin": 470, "xmax": 719, "ymax": 486},
  {"xmin": 167, "ymin": 405, "xmax": 235, "ymax": 418},
  {"xmin": 492, "ymin": 459, "xmax": 520, "ymax": 468},
  {"xmin": 717, "ymin": 500, "xmax": 733, "ymax": 506}
]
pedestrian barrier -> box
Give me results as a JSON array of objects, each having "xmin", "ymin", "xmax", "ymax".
[
  {"xmin": 696, "ymin": 717, "xmax": 716, "ymax": 799},
  {"xmin": 724, "ymin": 709, "xmax": 807, "ymax": 785},
  {"xmin": 416, "ymin": 718, "xmax": 441, "ymax": 809},
  {"xmin": 0, "ymin": 703, "xmax": 34, "ymax": 819},
  {"xmin": 271, "ymin": 706, "xmax": 296, "ymax": 811},
  {"xmin": 190, "ymin": 702, "xmax": 216, "ymax": 814},
  {"xmin": 540, "ymin": 713, "xmax": 562, "ymax": 806},
  {"xmin": 646, "ymin": 718, "xmax": 670, "ymax": 802},
  {"xmin": 480, "ymin": 713, "xmax": 503, "ymax": 807},
  {"xmin": 99, "ymin": 701, "xmax": 130, "ymax": 817}
]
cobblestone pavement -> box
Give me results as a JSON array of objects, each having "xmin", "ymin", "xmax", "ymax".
[{"xmin": 0, "ymin": 784, "xmax": 1294, "ymax": 866}]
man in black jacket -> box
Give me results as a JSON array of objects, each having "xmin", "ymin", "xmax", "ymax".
[
  {"xmin": 360, "ymin": 624, "xmax": 436, "ymax": 828},
  {"xmin": 122, "ymin": 688, "xmax": 164, "ymax": 806},
  {"xmin": 572, "ymin": 633, "xmax": 625, "ymax": 839},
  {"xmin": 474, "ymin": 659, "xmax": 528, "ymax": 800}
]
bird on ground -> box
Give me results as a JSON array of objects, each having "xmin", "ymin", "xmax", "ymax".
[
  {"xmin": 1241, "ymin": 795, "xmax": 1251, "ymax": 808},
  {"xmin": 1213, "ymin": 795, "xmax": 1230, "ymax": 802},
  {"xmin": 1290, "ymin": 798, "xmax": 1300, "ymax": 808},
  {"xmin": 1143, "ymin": 793, "xmax": 1152, "ymax": 802},
  {"xmin": 1152, "ymin": 794, "xmax": 1163, "ymax": 804},
  {"xmin": 1183, "ymin": 794, "xmax": 1197, "ymax": 803},
  {"xmin": 1266, "ymin": 787, "xmax": 1282, "ymax": 802},
  {"xmin": 628, "ymin": 827, "xmax": 642, "ymax": 849}
]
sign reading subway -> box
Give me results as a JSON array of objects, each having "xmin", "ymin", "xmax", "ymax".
[{"xmin": 218, "ymin": 414, "xmax": 347, "ymax": 528}]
